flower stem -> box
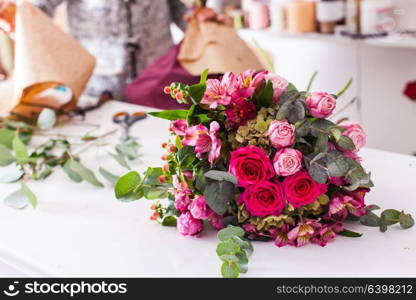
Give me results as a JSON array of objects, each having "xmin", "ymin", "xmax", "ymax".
[
  {"xmin": 306, "ymin": 71, "xmax": 318, "ymax": 92},
  {"xmin": 336, "ymin": 78, "xmax": 353, "ymax": 98}
]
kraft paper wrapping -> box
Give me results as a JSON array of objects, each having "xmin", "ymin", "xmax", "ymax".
[
  {"xmin": 178, "ymin": 18, "xmax": 264, "ymax": 76},
  {"xmin": 0, "ymin": 1, "xmax": 95, "ymax": 117}
]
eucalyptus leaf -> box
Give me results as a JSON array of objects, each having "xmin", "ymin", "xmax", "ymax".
[
  {"xmin": 308, "ymin": 153, "xmax": 328, "ymax": 183},
  {"xmin": 336, "ymin": 135, "xmax": 356, "ymax": 151},
  {"xmin": 115, "ymin": 139, "xmax": 140, "ymax": 160},
  {"xmin": 399, "ymin": 213, "xmax": 414, "ymax": 229},
  {"xmin": 21, "ymin": 181, "xmax": 37, "ymax": 208},
  {"xmin": 161, "ymin": 215, "xmax": 177, "ymax": 227},
  {"xmin": 69, "ymin": 160, "xmax": 104, "ymax": 188},
  {"xmin": 0, "ymin": 164, "xmax": 24, "ymax": 183},
  {"xmin": 310, "ymin": 119, "xmax": 335, "ymax": 137},
  {"xmin": 0, "ymin": 129, "xmax": 15, "ymax": 148},
  {"xmin": 13, "ymin": 134, "xmax": 29, "ymax": 162},
  {"xmin": 115, "ymin": 171, "xmax": 141, "ymax": 199},
  {"xmin": 4, "ymin": 189, "xmax": 29, "ymax": 209},
  {"xmin": 221, "ymin": 262, "xmax": 239, "ymax": 278},
  {"xmin": 0, "ymin": 144, "xmax": 15, "ymax": 166},
  {"xmin": 381, "ymin": 209, "xmax": 401, "ymax": 225},
  {"xmin": 254, "ymin": 80, "xmax": 274, "ymax": 108},
  {"xmin": 217, "ymin": 225, "xmax": 245, "ymax": 241},
  {"xmin": 204, "ymin": 170, "xmax": 237, "ymax": 185},
  {"xmin": 109, "ymin": 152, "xmax": 131, "ymax": 170},
  {"xmin": 360, "ymin": 212, "xmax": 380, "ymax": 227},
  {"xmin": 62, "ymin": 160, "xmax": 83, "ymax": 183},
  {"xmin": 37, "ymin": 108, "xmax": 56, "ymax": 129},
  {"xmin": 204, "ymin": 180, "xmax": 235, "ymax": 215},
  {"xmin": 338, "ymin": 229, "xmax": 363, "ymax": 238},
  {"xmin": 379, "ymin": 214, "xmax": 388, "ymax": 232},
  {"xmin": 216, "ymin": 240, "xmax": 240, "ymax": 256},
  {"xmin": 99, "ymin": 167, "xmax": 119, "ymax": 185}
]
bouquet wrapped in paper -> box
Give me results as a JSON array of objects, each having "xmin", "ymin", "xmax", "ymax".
[
  {"xmin": 115, "ymin": 69, "xmax": 414, "ymax": 277},
  {"xmin": 0, "ymin": 1, "xmax": 95, "ymax": 119}
]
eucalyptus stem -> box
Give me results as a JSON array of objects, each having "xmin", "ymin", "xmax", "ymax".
[
  {"xmin": 330, "ymin": 97, "xmax": 357, "ymax": 120},
  {"xmin": 336, "ymin": 78, "xmax": 353, "ymax": 98},
  {"xmin": 306, "ymin": 71, "xmax": 318, "ymax": 92}
]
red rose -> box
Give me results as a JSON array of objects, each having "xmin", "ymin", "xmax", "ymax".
[
  {"xmin": 404, "ymin": 81, "xmax": 416, "ymax": 101},
  {"xmin": 228, "ymin": 145, "xmax": 274, "ymax": 187},
  {"xmin": 239, "ymin": 181, "xmax": 285, "ymax": 217},
  {"xmin": 283, "ymin": 171, "xmax": 327, "ymax": 207}
]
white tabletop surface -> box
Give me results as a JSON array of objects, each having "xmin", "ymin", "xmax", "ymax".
[{"xmin": 0, "ymin": 100, "xmax": 415, "ymax": 277}]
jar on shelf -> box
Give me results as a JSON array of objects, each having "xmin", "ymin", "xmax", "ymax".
[
  {"xmin": 316, "ymin": 0, "xmax": 345, "ymax": 34},
  {"xmin": 286, "ymin": 0, "xmax": 317, "ymax": 34}
]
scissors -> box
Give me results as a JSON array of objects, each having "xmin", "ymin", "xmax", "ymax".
[{"xmin": 112, "ymin": 111, "xmax": 147, "ymax": 140}]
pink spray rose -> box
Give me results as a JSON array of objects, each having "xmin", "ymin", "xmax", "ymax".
[
  {"xmin": 273, "ymin": 148, "xmax": 303, "ymax": 176},
  {"xmin": 268, "ymin": 120, "xmax": 296, "ymax": 149},
  {"xmin": 306, "ymin": 92, "xmax": 337, "ymax": 118},
  {"xmin": 264, "ymin": 73, "xmax": 289, "ymax": 102},
  {"xmin": 174, "ymin": 191, "xmax": 192, "ymax": 213},
  {"xmin": 169, "ymin": 119, "xmax": 187, "ymax": 136},
  {"xmin": 229, "ymin": 145, "xmax": 275, "ymax": 187},
  {"xmin": 283, "ymin": 171, "xmax": 327, "ymax": 207},
  {"xmin": 239, "ymin": 181, "xmax": 286, "ymax": 217},
  {"xmin": 225, "ymin": 97, "xmax": 257, "ymax": 126},
  {"xmin": 340, "ymin": 122, "xmax": 366, "ymax": 152},
  {"xmin": 201, "ymin": 72, "xmax": 237, "ymax": 109},
  {"xmin": 189, "ymin": 195, "xmax": 213, "ymax": 220},
  {"xmin": 177, "ymin": 212, "xmax": 203, "ymax": 236},
  {"xmin": 209, "ymin": 213, "xmax": 224, "ymax": 230},
  {"xmin": 182, "ymin": 122, "xmax": 222, "ymax": 165}
]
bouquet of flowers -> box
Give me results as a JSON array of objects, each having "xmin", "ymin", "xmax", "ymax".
[{"xmin": 114, "ymin": 69, "xmax": 414, "ymax": 278}]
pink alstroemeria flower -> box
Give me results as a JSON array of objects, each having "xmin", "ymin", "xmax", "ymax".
[
  {"xmin": 235, "ymin": 70, "xmax": 268, "ymax": 98},
  {"xmin": 169, "ymin": 119, "xmax": 188, "ymax": 136},
  {"xmin": 201, "ymin": 72, "xmax": 238, "ymax": 109},
  {"xmin": 329, "ymin": 194, "xmax": 366, "ymax": 221},
  {"xmin": 182, "ymin": 122, "xmax": 222, "ymax": 165},
  {"xmin": 311, "ymin": 222, "xmax": 344, "ymax": 247}
]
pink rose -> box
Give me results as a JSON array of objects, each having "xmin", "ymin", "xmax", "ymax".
[
  {"xmin": 169, "ymin": 119, "xmax": 187, "ymax": 136},
  {"xmin": 268, "ymin": 120, "xmax": 296, "ymax": 149},
  {"xmin": 306, "ymin": 92, "xmax": 336, "ymax": 118},
  {"xmin": 264, "ymin": 73, "xmax": 289, "ymax": 102},
  {"xmin": 340, "ymin": 122, "xmax": 366, "ymax": 152},
  {"xmin": 239, "ymin": 181, "xmax": 286, "ymax": 217},
  {"xmin": 177, "ymin": 212, "xmax": 203, "ymax": 236},
  {"xmin": 283, "ymin": 171, "xmax": 327, "ymax": 207},
  {"xmin": 189, "ymin": 195, "xmax": 213, "ymax": 220},
  {"xmin": 229, "ymin": 145, "xmax": 275, "ymax": 187},
  {"xmin": 273, "ymin": 148, "xmax": 303, "ymax": 176}
]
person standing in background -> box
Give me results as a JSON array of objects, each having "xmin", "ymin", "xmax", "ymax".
[{"xmin": 28, "ymin": 0, "xmax": 189, "ymax": 100}]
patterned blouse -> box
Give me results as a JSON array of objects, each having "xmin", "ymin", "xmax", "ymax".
[{"xmin": 30, "ymin": 0, "xmax": 187, "ymax": 99}]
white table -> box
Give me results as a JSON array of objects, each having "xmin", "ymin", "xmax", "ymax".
[{"xmin": 0, "ymin": 101, "xmax": 415, "ymax": 277}]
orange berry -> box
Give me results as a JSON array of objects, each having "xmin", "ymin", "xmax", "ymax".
[
  {"xmin": 163, "ymin": 87, "xmax": 171, "ymax": 94},
  {"xmin": 176, "ymin": 92, "xmax": 183, "ymax": 100},
  {"xmin": 158, "ymin": 175, "xmax": 167, "ymax": 183},
  {"xmin": 161, "ymin": 142, "xmax": 168, "ymax": 148},
  {"xmin": 162, "ymin": 164, "xmax": 169, "ymax": 172},
  {"xmin": 161, "ymin": 155, "xmax": 168, "ymax": 161},
  {"xmin": 173, "ymin": 89, "xmax": 179, "ymax": 94},
  {"xmin": 150, "ymin": 204, "xmax": 156, "ymax": 210},
  {"xmin": 167, "ymin": 144, "xmax": 177, "ymax": 153}
]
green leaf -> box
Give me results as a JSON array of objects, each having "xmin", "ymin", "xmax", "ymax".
[
  {"xmin": 200, "ymin": 69, "xmax": 209, "ymax": 84},
  {"xmin": 0, "ymin": 129, "xmax": 15, "ymax": 148},
  {"xmin": 144, "ymin": 187, "xmax": 168, "ymax": 200},
  {"xmin": 295, "ymin": 119, "xmax": 312, "ymax": 137},
  {"xmin": 115, "ymin": 171, "xmax": 141, "ymax": 199},
  {"xmin": 379, "ymin": 214, "xmax": 388, "ymax": 232},
  {"xmin": 21, "ymin": 181, "xmax": 37, "ymax": 208},
  {"xmin": 399, "ymin": 213, "xmax": 414, "ymax": 229},
  {"xmin": 344, "ymin": 167, "xmax": 371, "ymax": 191},
  {"xmin": 381, "ymin": 209, "xmax": 401, "ymax": 225},
  {"xmin": 62, "ymin": 160, "xmax": 83, "ymax": 183},
  {"xmin": 255, "ymin": 80, "xmax": 274, "ymax": 108},
  {"xmin": 204, "ymin": 170, "xmax": 237, "ymax": 185},
  {"xmin": 231, "ymin": 236, "xmax": 253, "ymax": 257},
  {"xmin": 0, "ymin": 144, "xmax": 15, "ymax": 166},
  {"xmin": 4, "ymin": 188, "xmax": 29, "ymax": 209},
  {"xmin": 235, "ymin": 251, "xmax": 249, "ymax": 273},
  {"xmin": 143, "ymin": 167, "xmax": 164, "ymax": 186},
  {"xmin": 336, "ymin": 135, "xmax": 356, "ymax": 151},
  {"xmin": 217, "ymin": 226, "xmax": 245, "ymax": 241},
  {"xmin": 99, "ymin": 167, "xmax": 119, "ymax": 185},
  {"xmin": 338, "ymin": 229, "xmax": 363, "ymax": 238},
  {"xmin": 195, "ymin": 168, "xmax": 207, "ymax": 192},
  {"xmin": 148, "ymin": 110, "xmax": 189, "ymax": 121},
  {"xmin": 360, "ymin": 212, "xmax": 380, "ymax": 227},
  {"xmin": 366, "ymin": 204, "xmax": 381, "ymax": 212},
  {"xmin": 326, "ymin": 150, "xmax": 350, "ymax": 177},
  {"xmin": 176, "ymin": 146, "xmax": 196, "ymax": 168},
  {"xmin": 310, "ymin": 119, "xmax": 335, "ymax": 137},
  {"xmin": 308, "ymin": 153, "xmax": 328, "ymax": 183},
  {"xmin": 329, "ymin": 127, "xmax": 342, "ymax": 141},
  {"xmin": 221, "ymin": 262, "xmax": 239, "ymax": 278},
  {"xmin": 216, "ymin": 240, "xmax": 240, "ymax": 256},
  {"xmin": 13, "ymin": 134, "xmax": 29, "ymax": 162},
  {"xmin": 204, "ymin": 180, "xmax": 235, "ymax": 215},
  {"xmin": 189, "ymin": 82, "xmax": 206, "ymax": 104},
  {"xmin": 161, "ymin": 216, "xmax": 177, "ymax": 227},
  {"xmin": 276, "ymin": 99, "xmax": 305, "ymax": 123},
  {"xmin": 37, "ymin": 108, "xmax": 56, "ymax": 129},
  {"xmin": 69, "ymin": 160, "xmax": 104, "ymax": 188},
  {"xmin": 0, "ymin": 164, "xmax": 24, "ymax": 183},
  {"xmin": 115, "ymin": 139, "xmax": 140, "ymax": 160},
  {"xmin": 109, "ymin": 152, "xmax": 131, "ymax": 170}
]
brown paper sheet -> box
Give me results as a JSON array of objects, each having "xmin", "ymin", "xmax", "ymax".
[
  {"xmin": 178, "ymin": 19, "xmax": 264, "ymax": 76},
  {"xmin": 0, "ymin": 1, "xmax": 95, "ymax": 117}
]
